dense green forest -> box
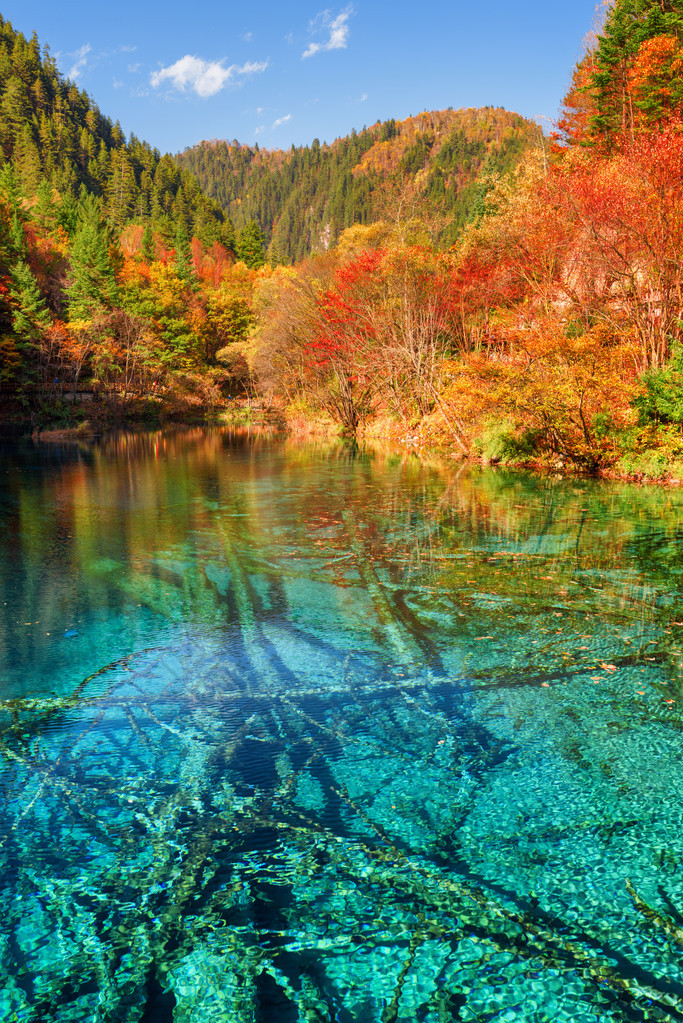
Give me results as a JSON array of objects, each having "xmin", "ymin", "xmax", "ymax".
[
  {"xmin": 177, "ymin": 108, "xmax": 538, "ymax": 262},
  {"xmin": 0, "ymin": 15, "xmax": 233, "ymax": 247}
]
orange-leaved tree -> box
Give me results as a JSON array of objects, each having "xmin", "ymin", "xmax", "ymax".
[{"xmin": 442, "ymin": 321, "xmax": 637, "ymax": 468}]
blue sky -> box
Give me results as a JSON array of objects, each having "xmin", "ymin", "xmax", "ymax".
[{"xmin": 3, "ymin": 1, "xmax": 598, "ymax": 154}]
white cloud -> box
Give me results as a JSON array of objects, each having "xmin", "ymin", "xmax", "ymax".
[
  {"xmin": 68, "ymin": 43, "xmax": 92, "ymax": 80},
  {"xmin": 272, "ymin": 113, "xmax": 292, "ymax": 128},
  {"xmin": 128, "ymin": 62, "xmax": 142, "ymax": 73},
  {"xmin": 303, "ymin": 6, "xmax": 353, "ymax": 59},
  {"xmin": 359, "ymin": 92, "xmax": 367, "ymax": 102},
  {"xmin": 243, "ymin": 32, "xmax": 253, "ymax": 42},
  {"xmin": 150, "ymin": 55, "xmax": 268, "ymax": 98},
  {"xmin": 254, "ymin": 125, "xmax": 266, "ymax": 135},
  {"xmin": 58, "ymin": 42, "xmax": 139, "ymax": 82}
]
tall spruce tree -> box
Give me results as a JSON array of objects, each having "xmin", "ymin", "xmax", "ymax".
[
  {"xmin": 174, "ymin": 225, "xmax": 195, "ymax": 286},
  {"xmin": 141, "ymin": 223, "xmax": 155, "ymax": 262},
  {"xmin": 66, "ymin": 193, "xmax": 118, "ymax": 320},
  {"xmin": 10, "ymin": 260, "xmax": 50, "ymax": 344},
  {"xmin": 236, "ymin": 220, "xmax": 266, "ymax": 269}
]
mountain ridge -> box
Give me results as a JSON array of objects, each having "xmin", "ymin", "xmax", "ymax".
[{"xmin": 176, "ymin": 106, "xmax": 539, "ymax": 262}]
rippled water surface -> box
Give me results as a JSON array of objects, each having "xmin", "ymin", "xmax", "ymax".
[{"xmin": 3, "ymin": 427, "xmax": 683, "ymax": 1021}]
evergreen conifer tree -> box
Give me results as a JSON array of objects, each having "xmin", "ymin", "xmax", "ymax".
[
  {"xmin": 174, "ymin": 225, "xmax": 196, "ymax": 287},
  {"xmin": 9, "ymin": 210, "xmax": 26, "ymax": 257},
  {"xmin": 236, "ymin": 220, "xmax": 266, "ymax": 269},
  {"xmin": 66, "ymin": 193, "xmax": 118, "ymax": 320},
  {"xmin": 13, "ymin": 123, "xmax": 42, "ymax": 195},
  {"xmin": 141, "ymin": 224, "xmax": 155, "ymax": 262},
  {"xmin": 0, "ymin": 163, "xmax": 21, "ymax": 206},
  {"xmin": 10, "ymin": 259, "xmax": 50, "ymax": 343}
]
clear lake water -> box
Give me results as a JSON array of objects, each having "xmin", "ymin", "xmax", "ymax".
[{"xmin": 2, "ymin": 427, "xmax": 683, "ymax": 1021}]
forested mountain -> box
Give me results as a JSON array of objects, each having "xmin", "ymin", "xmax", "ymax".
[
  {"xmin": 0, "ymin": 16, "xmax": 265, "ymax": 418},
  {"xmin": 0, "ymin": 15, "xmax": 233, "ymax": 248},
  {"xmin": 177, "ymin": 108, "xmax": 538, "ymax": 262}
]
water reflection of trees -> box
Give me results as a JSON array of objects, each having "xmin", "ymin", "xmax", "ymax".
[{"xmin": 5, "ymin": 432, "xmax": 683, "ymax": 700}]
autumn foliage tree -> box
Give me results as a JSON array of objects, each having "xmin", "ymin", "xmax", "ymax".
[
  {"xmin": 443, "ymin": 322, "xmax": 637, "ymax": 467},
  {"xmin": 561, "ymin": 122, "xmax": 683, "ymax": 367},
  {"xmin": 250, "ymin": 259, "xmax": 336, "ymax": 406},
  {"xmin": 283, "ymin": 244, "xmax": 470, "ymax": 435},
  {"xmin": 553, "ymin": 54, "xmax": 599, "ymax": 151},
  {"xmin": 304, "ymin": 249, "xmax": 383, "ymax": 435}
]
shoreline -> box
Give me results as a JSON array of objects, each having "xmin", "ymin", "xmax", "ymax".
[{"xmin": 4, "ymin": 403, "xmax": 680, "ymax": 488}]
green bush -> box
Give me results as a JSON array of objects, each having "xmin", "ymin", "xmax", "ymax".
[
  {"xmin": 591, "ymin": 411, "xmax": 615, "ymax": 441},
  {"xmin": 617, "ymin": 449, "xmax": 668, "ymax": 479},
  {"xmin": 635, "ymin": 344, "xmax": 683, "ymax": 425},
  {"xmin": 476, "ymin": 419, "xmax": 540, "ymax": 463}
]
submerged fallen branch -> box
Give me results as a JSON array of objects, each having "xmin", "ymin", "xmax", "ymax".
[{"xmin": 626, "ymin": 879, "xmax": 683, "ymax": 950}]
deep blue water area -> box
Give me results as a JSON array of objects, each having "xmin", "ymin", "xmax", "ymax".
[{"xmin": 2, "ymin": 427, "xmax": 683, "ymax": 1021}]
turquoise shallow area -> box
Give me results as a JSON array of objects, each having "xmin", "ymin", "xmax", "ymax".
[{"xmin": 3, "ymin": 429, "xmax": 683, "ymax": 1020}]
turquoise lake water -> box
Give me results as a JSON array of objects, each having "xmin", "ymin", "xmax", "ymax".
[{"xmin": 2, "ymin": 427, "xmax": 683, "ymax": 1021}]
